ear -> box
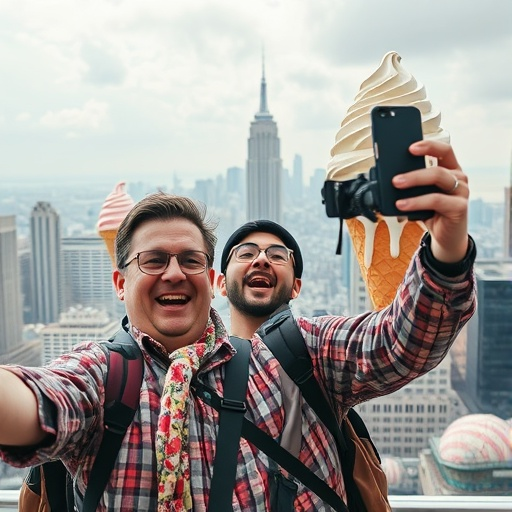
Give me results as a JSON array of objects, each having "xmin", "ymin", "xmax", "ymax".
[
  {"xmin": 208, "ymin": 267, "xmax": 216, "ymax": 287},
  {"xmin": 217, "ymin": 273, "xmax": 227, "ymax": 297},
  {"xmin": 290, "ymin": 278, "xmax": 302, "ymax": 300},
  {"xmin": 113, "ymin": 269, "xmax": 125, "ymax": 301}
]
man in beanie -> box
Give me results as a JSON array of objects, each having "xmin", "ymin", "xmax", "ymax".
[
  {"xmin": 217, "ymin": 142, "xmax": 477, "ymax": 506},
  {"xmin": 217, "ymin": 220, "xmax": 304, "ymax": 339}
]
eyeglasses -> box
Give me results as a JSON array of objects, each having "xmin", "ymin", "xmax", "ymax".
[
  {"xmin": 228, "ymin": 242, "xmax": 293, "ymax": 266},
  {"xmin": 121, "ymin": 250, "xmax": 210, "ymax": 275}
]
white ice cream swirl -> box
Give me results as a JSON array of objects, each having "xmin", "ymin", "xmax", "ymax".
[{"xmin": 326, "ymin": 51, "xmax": 449, "ymax": 182}]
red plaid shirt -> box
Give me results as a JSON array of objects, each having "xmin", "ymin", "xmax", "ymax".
[{"xmin": 0, "ymin": 251, "xmax": 476, "ymax": 511}]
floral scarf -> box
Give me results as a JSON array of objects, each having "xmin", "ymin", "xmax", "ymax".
[{"xmin": 156, "ymin": 318, "xmax": 217, "ymax": 511}]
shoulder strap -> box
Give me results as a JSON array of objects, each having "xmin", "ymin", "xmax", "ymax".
[
  {"xmin": 207, "ymin": 336, "xmax": 251, "ymax": 512},
  {"xmin": 79, "ymin": 316, "xmax": 144, "ymax": 512},
  {"xmin": 258, "ymin": 307, "xmax": 371, "ymax": 512},
  {"xmin": 257, "ymin": 308, "xmax": 347, "ymax": 454},
  {"xmin": 193, "ymin": 335, "xmax": 348, "ymax": 512}
]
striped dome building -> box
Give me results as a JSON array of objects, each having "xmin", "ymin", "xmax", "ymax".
[{"xmin": 419, "ymin": 414, "xmax": 512, "ymax": 495}]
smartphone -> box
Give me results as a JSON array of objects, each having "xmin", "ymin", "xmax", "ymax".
[{"xmin": 371, "ymin": 105, "xmax": 439, "ymax": 220}]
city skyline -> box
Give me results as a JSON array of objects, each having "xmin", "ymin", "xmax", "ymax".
[{"xmin": 0, "ymin": 1, "xmax": 511, "ymax": 198}]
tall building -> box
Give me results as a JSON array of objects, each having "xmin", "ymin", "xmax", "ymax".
[
  {"xmin": 0, "ymin": 216, "xmax": 24, "ymax": 354},
  {"xmin": 30, "ymin": 201, "xmax": 61, "ymax": 324},
  {"xmin": 504, "ymin": 150, "xmax": 512, "ymax": 257},
  {"xmin": 246, "ymin": 57, "xmax": 283, "ymax": 223},
  {"xmin": 17, "ymin": 237, "xmax": 33, "ymax": 324},
  {"xmin": 61, "ymin": 236, "xmax": 124, "ymax": 320},
  {"xmin": 356, "ymin": 355, "xmax": 465, "ymax": 458},
  {"xmin": 343, "ymin": 234, "xmax": 371, "ymax": 315},
  {"xmin": 465, "ymin": 259, "xmax": 512, "ymax": 418},
  {"xmin": 41, "ymin": 306, "xmax": 119, "ymax": 364},
  {"xmin": 292, "ymin": 154, "xmax": 304, "ymax": 200}
]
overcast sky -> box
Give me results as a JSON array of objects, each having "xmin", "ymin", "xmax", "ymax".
[{"xmin": 1, "ymin": 0, "xmax": 511, "ymax": 200}]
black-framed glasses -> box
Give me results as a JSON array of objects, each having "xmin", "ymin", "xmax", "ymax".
[
  {"xmin": 121, "ymin": 250, "xmax": 210, "ymax": 275},
  {"xmin": 228, "ymin": 242, "xmax": 293, "ymax": 266}
]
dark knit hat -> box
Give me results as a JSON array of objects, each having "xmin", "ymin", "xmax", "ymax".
[{"xmin": 221, "ymin": 220, "xmax": 303, "ymax": 278}]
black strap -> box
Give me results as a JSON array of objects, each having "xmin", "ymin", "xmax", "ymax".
[
  {"xmin": 193, "ymin": 332, "xmax": 347, "ymax": 512},
  {"xmin": 258, "ymin": 307, "xmax": 371, "ymax": 512},
  {"xmin": 79, "ymin": 317, "xmax": 144, "ymax": 512},
  {"xmin": 207, "ymin": 337, "xmax": 251, "ymax": 512},
  {"xmin": 257, "ymin": 309, "xmax": 348, "ymax": 455}
]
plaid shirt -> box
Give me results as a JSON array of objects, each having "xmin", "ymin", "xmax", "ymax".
[{"xmin": 0, "ymin": 250, "xmax": 475, "ymax": 511}]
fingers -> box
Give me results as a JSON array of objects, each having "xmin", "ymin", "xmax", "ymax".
[
  {"xmin": 409, "ymin": 140, "xmax": 461, "ymax": 171},
  {"xmin": 392, "ymin": 166, "xmax": 469, "ymax": 199}
]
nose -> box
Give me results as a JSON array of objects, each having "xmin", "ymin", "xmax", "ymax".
[
  {"xmin": 252, "ymin": 250, "xmax": 270, "ymax": 267},
  {"xmin": 160, "ymin": 255, "xmax": 186, "ymax": 280}
]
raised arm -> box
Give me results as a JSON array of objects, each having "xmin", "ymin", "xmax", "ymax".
[{"xmin": 0, "ymin": 368, "xmax": 47, "ymax": 446}]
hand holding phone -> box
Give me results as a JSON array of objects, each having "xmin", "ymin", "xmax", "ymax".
[{"xmin": 371, "ymin": 105, "xmax": 440, "ymax": 220}]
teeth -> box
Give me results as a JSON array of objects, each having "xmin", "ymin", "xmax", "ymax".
[
  {"xmin": 248, "ymin": 278, "xmax": 271, "ymax": 288},
  {"xmin": 158, "ymin": 294, "xmax": 188, "ymax": 304},
  {"xmin": 160, "ymin": 294, "xmax": 187, "ymax": 301}
]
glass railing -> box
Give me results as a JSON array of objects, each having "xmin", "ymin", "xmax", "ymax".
[{"xmin": 1, "ymin": 491, "xmax": 511, "ymax": 511}]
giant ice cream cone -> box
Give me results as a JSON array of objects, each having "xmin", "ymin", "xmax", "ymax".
[
  {"xmin": 97, "ymin": 182, "xmax": 135, "ymax": 266},
  {"xmin": 327, "ymin": 51, "xmax": 450, "ymax": 310}
]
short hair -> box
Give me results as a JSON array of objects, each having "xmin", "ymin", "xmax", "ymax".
[{"xmin": 115, "ymin": 192, "xmax": 217, "ymax": 270}]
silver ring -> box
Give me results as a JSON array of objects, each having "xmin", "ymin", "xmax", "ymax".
[{"xmin": 448, "ymin": 175, "xmax": 459, "ymax": 194}]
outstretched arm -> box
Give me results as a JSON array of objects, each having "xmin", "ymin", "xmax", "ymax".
[
  {"xmin": 392, "ymin": 140, "xmax": 470, "ymax": 263},
  {"xmin": 0, "ymin": 368, "xmax": 47, "ymax": 446}
]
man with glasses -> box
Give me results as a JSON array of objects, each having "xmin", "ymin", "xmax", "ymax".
[
  {"xmin": 216, "ymin": 142, "xmax": 477, "ymax": 509},
  {"xmin": 0, "ymin": 192, "xmax": 227, "ymax": 510}
]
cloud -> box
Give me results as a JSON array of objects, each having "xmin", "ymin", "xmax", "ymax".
[
  {"xmin": 81, "ymin": 43, "xmax": 126, "ymax": 86},
  {"xmin": 39, "ymin": 100, "xmax": 109, "ymax": 130}
]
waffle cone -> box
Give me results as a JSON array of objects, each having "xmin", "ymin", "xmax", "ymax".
[
  {"xmin": 99, "ymin": 229, "xmax": 117, "ymax": 266},
  {"xmin": 347, "ymin": 217, "xmax": 425, "ymax": 310}
]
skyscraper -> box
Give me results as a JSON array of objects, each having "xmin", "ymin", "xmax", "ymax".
[
  {"xmin": 292, "ymin": 154, "xmax": 304, "ymax": 200},
  {"xmin": 504, "ymin": 153, "xmax": 512, "ymax": 257},
  {"xmin": 0, "ymin": 216, "xmax": 23, "ymax": 354},
  {"xmin": 465, "ymin": 259, "xmax": 512, "ymax": 418},
  {"xmin": 61, "ymin": 236, "xmax": 124, "ymax": 320},
  {"xmin": 30, "ymin": 201, "xmax": 61, "ymax": 324},
  {"xmin": 246, "ymin": 57, "xmax": 283, "ymax": 223}
]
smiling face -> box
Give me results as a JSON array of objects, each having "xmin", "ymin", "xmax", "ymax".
[
  {"xmin": 219, "ymin": 232, "xmax": 301, "ymax": 319},
  {"xmin": 113, "ymin": 218, "xmax": 215, "ymax": 353}
]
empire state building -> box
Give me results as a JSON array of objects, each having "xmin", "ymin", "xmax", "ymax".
[{"xmin": 246, "ymin": 60, "xmax": 283, "ymax": 223}]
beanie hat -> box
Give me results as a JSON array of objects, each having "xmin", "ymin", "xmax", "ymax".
[{"xmin": 221, "ymin": 220, "xmax": 303, "ymax": 278}]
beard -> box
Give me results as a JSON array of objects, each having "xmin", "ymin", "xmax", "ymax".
[{"xmin": 225, "ymin": 279, "xmax": 292, "ymax": 318}]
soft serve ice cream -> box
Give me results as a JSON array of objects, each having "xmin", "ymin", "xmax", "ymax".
[
  {"xmin": 327, "ymin": 51, "xmax": 450, "ymax": 309},
  {"xmin": 97, "ymin": 182, "xmax": 135, "ymax": 265}
]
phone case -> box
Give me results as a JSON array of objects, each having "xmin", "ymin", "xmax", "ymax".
[{"xmin": 371, "ymin": 105, "xmax": 437, "ymax": 219}]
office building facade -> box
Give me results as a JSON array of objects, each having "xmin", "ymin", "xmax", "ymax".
[
  {"xmin": 465, "ymin": 259, "xmax": 512, "ymax": 418},
  {"xmin": 0, "ymin": 216, "xmax": 24, "ymax": 354},
  {"xmin": 41, "ymin": 306, "xmax": 119, "ymax": 364},
  {"xmin": 61, "ymin": 236, "xmax": 123, "ymax": 320},
  {"xmin": 30, "ymin": 201, "xmax": 61, "ymax": 324},
  {"xmin": 356, "ymin": 356, "xmax": 464, "ymax": 458}
]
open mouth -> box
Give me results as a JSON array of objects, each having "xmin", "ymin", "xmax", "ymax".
[
  {"xmin": 244, "ymin": 273, "xmax": 276, "ymax": 289},
  {"xmin": 157, "ymin": 294, "xmax": 190, "ymax": 305}
]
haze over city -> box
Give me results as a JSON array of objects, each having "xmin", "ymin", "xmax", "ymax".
[{"xmin": 1, "ymin": 0, "xmax": 511, "ymax": 202}]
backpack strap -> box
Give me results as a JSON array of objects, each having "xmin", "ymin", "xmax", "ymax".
[
  {"xmin": 78, "ymin": 316, "xmax": 144, "ymax": 512},
  {"xmin": 257, "ymin": 307, "xmax": 348, "ymax": 455},
  {"xmin": 206, "ymin": 336, "xmax": 251, "ymax": 512},
  {"xmin": 257, "ymin": 307, "xmax": 371, "ymax": 512},
  {"xmin": 192, "ymin": 337, "xmax": 348, "ymax": 512}
]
